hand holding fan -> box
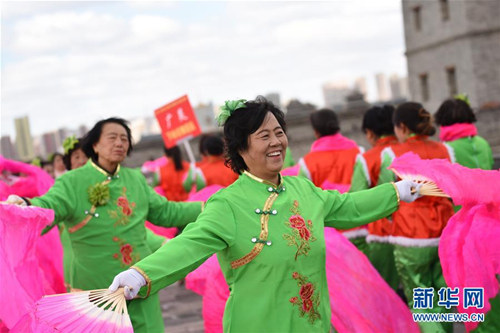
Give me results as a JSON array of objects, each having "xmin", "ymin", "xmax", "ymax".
[
  {"xmin": 22, "ymin": 288, "xmax": 133, "ymax": 333},
  {"xmin": 390, "ymin": 167, "xmax": 450, "ymax": 198}
]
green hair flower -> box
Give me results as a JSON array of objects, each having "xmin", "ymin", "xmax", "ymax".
[
  {"xmin": 47, "ymin": 153, "xmax": 55, "ymax": 163},
  {"xmin": 88, "ymin": 182, "xmax": 110, "ymax": 207},
  {"xmin": 215, "ymin": 99, "xmax": 247, "ymax": 126},
  {"xmin": 454, "ymin": 93, "xmax": 470, "ymax": 106},
  {"xmin": 31, "ymin": 158, "xmax": 41, "ymax": 167},
  {"xmin": 63, "ymin": 135, "xmax": 79, "ymax": 155}
]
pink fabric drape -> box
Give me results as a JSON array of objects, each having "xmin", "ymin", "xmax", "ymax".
[
  {"xmin": 310, "ymin": 133, "xmax": 359, "ymax": 153},
  {"xmin": 391, "ymin": 152, "xmax": 500, "ymax": 331},
  {"xmin": 439, "ymin": 123, "xmax": 477, "ymax": 142},
  {"xmin": 0, "ymin": 204, "xmax": 60, "ymax": 329}
]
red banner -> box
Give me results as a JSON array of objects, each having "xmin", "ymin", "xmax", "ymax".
[{"xmin": 154, "ymin": 95, "xmax": 202, "ymax": 148}]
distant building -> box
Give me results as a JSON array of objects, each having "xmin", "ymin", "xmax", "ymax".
[
  {"xmin": 402, "ymin": 0, "xmax": 500, "ymax": 111},
  {"xmin": 354, "ymin": 77, "xmax": 368, "ymax": 99},
  {"xmin": 1, "ymin": 136, "xmax": 17, "ymax": 160},
  {"xmin": 265, "ymin": 93, "xmax": 281, "ymax": 108},
  {"xmin": 194, "ymin": 102, "xmax": 216, "ymax": 133},
  {"xmin": 14, "ymin": 116, "xmax": 34, "ymax": 162},
  {"xmin": 285, "ymin": 99, "xmax": 317, "ymax": 121},
  {"xmin": 322, "ymin": 81, "xmax": 352, "ymax": 111},
  {"xmin": 78, "ymin": 124, "xmax": 89, "ymax": 137},
  {"xmin": 375, "ymin": 73, "xmax": 392, "ymax": 101},
  {"xmin": 42, "ymin": 131, "xmax": 59, "ymax": 155},
  {"xmin": 389, "ymin": 74, "xmax": 410, "ymax": 100}
]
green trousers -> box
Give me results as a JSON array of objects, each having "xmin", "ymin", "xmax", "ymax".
[
  {"xmin": 393, "ymin": 245, "xmax": 452, "ymax": 333},
  {"xmin": 367, "ymin": 242, "xmax": 399, "ymax": 291}
]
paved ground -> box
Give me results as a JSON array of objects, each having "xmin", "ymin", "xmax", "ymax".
[
  {"xmin": 158, "ymin": 282, "xmax": 466, "ymax": 333},
  {"xmin": 160, "ymin": 282, "xmax": 204, "ymax": 333}
]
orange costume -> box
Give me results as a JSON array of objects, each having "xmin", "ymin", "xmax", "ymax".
[
  {"xmin": 350, "ymin": 135, "xmax": 400, "ymax": 289},
  {"xmin": 195, "ymin": 156, "xmax": 239, "ymax": 190},
  {"xmin": 159, "ymin": 160, "xmax": 190, "ymax": 202},
  {"xmin": 298, "ymin": 134, "xmax": 367, "ymax": 249},
  {"xmin": 380, "ymin": 135, "xmax": 455, "ymax": 333}
]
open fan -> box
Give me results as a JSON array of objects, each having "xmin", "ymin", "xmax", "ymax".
[
  {"xmin": 32, "ymin": 288, "xmax": 133, "ymax": 332},
  {"xmin": 389, "ymin": 168, "xmax": 450, "ymax": 198}
]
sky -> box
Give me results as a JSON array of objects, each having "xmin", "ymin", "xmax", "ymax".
[{"xmin": 0, "ymin": 1, "xmax": 408, "ymax": 138}]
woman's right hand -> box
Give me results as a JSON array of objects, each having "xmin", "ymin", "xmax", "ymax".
[
  {"xmin": 6, "ymin": 195, "xmax": 27, "ymax": 206},
  {"xmin": 109, "ymin": 268, "xmax": 147, "ymax": 300}
]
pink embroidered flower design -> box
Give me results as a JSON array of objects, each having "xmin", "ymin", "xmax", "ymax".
[
  {"xmin": 289, "ymin": 215, "xmax": 306, "ymax": 229},
  {"xmin": 120, "ymin": 244, "xmax": 133, "ymax": 265},
  {"xmin": 299, "ymin": 228, "xmax": 311, "ymax": 241},
  {"xmin": 290, "ymin": 272, "xmax": 321, "ymax": 324},
  {"xmin": 112, "ymin": 237, "xmax": 140, "ymax": 267},
  {"xmin": 108, "ymin": 188, "xmax": 136, "ymax": 226},
  {"xmin": 283, "ymin": 200, "xmax": 316, "ymax": 260}
]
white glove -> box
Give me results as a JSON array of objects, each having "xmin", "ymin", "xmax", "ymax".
[
  {"xmin": 108, "ymin": 268, "xmax": 146, "ymax": 300},
  {"xmin": 395, "ymin": 180, "xmax": 423, "ymax": 203},
  {"xmin": 6, "ymin": 195, "xmax": 27, "ymax": 206}
]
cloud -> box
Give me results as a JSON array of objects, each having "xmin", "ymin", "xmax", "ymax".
[{"xmin": 1, "ymin": 1, "xmax": 407, "ymax": 138}]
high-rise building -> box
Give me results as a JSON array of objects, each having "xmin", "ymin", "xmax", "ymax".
[
  {"xmin": 42, "ymin": 132, "xmax": 59, "ymax": 155},
  {"xmin": 14, "ymin": 116, "xmax": 35, "ymax": 161},
  {"xmin": 375, "ymin": 73, "xmax": 392, "ymax": 101},
  {"xmin": 1, "ymin": 136, "xmax": 17, "ymax": 160},
  {"xmin": 194, "ymin": 102, "xmax": 216, "ymax": 133},
  {"xmin": 354, "ymin": 77, "xmax": 368, "ymax": 99},
  {"xmin": 402, "ymin": 0, "xmax": 500, "ymax": 111},
  {"xmin": 389, "ymin": 74, "xmax": 410, "ymax": 100},
  {"xmin": 322, "ymin": 81, "xmax": 352, "ymax": 111},
  {"xmin": 265, "ymin": 93, "xmax": 281, "ymax": 108}
]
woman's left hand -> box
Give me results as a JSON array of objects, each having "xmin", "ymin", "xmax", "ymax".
[{"xmin": 395, "ymin": 180, "xmax": 422, "ymax": 203}]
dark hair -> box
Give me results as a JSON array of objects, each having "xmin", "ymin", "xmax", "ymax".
[
  {"xmin": 310, "ymin": 109, "xmax": 340, "ymax": 137},
  {"xmin": 51, "ymin": 153, "xmax": 63, "ymax": 163},
  {"xmin": 40, "ymin": 160, "xmax": 52, "ymax": 168},
  {"xmin": 393, "ymin": 102, "xmax": 436, "ymax": 136},
  {"xmin": 81, "ymin": 118, "xmax": 133, "ymax": 161},
  {"xmin": 224, "ymin": 96, "xmax": 286, "ymax": 174},
  {"xmin": 362, "ymin": 105, "xmax": 395, "ymax": 137},
  {"xmin": 198, "ymin": 134, "xmax": 210, "ymax": 156},
  {"xmin": 63, "ymin": 139, "xmax": 83, "ymax": 170},
  {"xmin": 204, "ymin": 135, "xmax": 224, "ymax": 156},
  {"xmin": 164, "ymin": 146, "xmax": 184, "ymax": 171},
  {"xmin": 434, "ymin": 98, "xmax": 476, "ymax": 126}
]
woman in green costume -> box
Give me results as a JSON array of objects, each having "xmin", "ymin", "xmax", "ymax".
[
  {"xmin": 7, "ymin": 118, "xmax": 202, "ymax": 332},
  {"xmin": 110, "ymin": 98, "xmax": 421, "ymax": 333}
]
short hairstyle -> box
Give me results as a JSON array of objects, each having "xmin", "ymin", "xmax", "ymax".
[
  {"xmin": 51, "ymin": 153, "xmax": 63, "ymax": 163},
  {"xmin": 310, "ymin": 109, "xmax": 340, "ymax": 137},
  {"xmin": 362, "ymin": 105, "xmax": 395, "ymax": 137},
  {"xmin": 198, "ymin": 134, "xmax": 210, "ymax": 156},
  {"xmin": 204, "ymin": 135, "xmax": 224, "ymax": 156},
  {"xmin": 224, "ymin": 96, "xmax": 287, "ymax": 174},
  {"xmin": 63, "ymin": 139, "xmax": 83, "ymax": 170},
  {"xmin": 393, "ymin": 102, "xmax": 436, "ymax": 136},
  {"xmin": 434, "ymin": 98, "xmax": 476, "ymax": 126},
  {"xmin": 81, "ymin": 117, "xmax": 133, "ymax": 161}
]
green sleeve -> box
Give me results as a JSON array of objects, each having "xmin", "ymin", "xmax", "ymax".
[
  {"xmin": 378, "ymin": 147, "xmax": 397, "ymax": 185},
  {"xmin": 30, "ymin": 176, "xmax": 76, "ymax": 224},
  {"xmin": 349, "ymin": 154, "xmax": 370, "ymax": 192},
  {"xmin": 195, "ymin": 168, "xmax": 207, "ymax": 192},
  {"xmin": 145, "ymin": 183, "xmax": 202, "ymax": 228},
  {"xmin": 311, "ymin": 181, "xmax": 399, "ymax": 229},
  {"xmin": 182, "ymin": 163, "xmax": 196, "ymax": 192},
  {"xmin": 133, "ymin": 194, "xmax": 236, "ymax": 296},
  {"xmin": 145, "ymin": 228, "xmax": 167, "ymax": 253},
  {"xmin": 297, "ymin": 158, "xmax": 311, "ymax": 180},
  {"xmin": 283, "ymin": 147, "xmax": 295, "ymax": 168}
]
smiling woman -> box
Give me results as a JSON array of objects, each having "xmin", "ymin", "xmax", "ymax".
[
  {"xmin": 6, "ymin": 117, "xmax": 203, "ymax": 332},
  {"xmin": 109, "ymin": 97, "xmax": 422, "ymax": 333}
]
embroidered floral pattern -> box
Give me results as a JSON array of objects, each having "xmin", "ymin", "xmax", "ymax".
[
  {"xmin": 283, "ymin": 200, "xmax": 317, "ymax": 260},
  {"xmin": 112, "ymin": 237, "xmax": 140, "ymax": 267},
  {"xmin": 108, "ymin": 187, "xmax": 136, "ymax": 226},
  {"xmin": 290, "ymin": 272, "xmax": 321, "ymax": 324}
]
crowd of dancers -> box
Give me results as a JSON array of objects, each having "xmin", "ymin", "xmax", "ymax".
[{"xmin": 1, "ymin": 95, "xmax": 498, "ymax": 333}]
